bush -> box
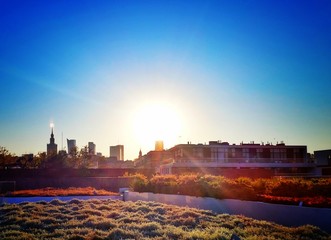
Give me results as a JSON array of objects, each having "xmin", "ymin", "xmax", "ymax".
[
  {"xmin": 130, "ymin": 174, "xmax": 331, "ymax": 207},
  {"xmin": 129, "ymin": 174, "xmax": 148, "ymax": 192},
  {"xmin": 149, "ymin": 174, "xmax": 178, "ymax": 194}
]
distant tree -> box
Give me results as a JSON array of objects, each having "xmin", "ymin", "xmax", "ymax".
[
  {"xmin": 0, "ymin": 146, "xmax": 14, "ymax": 169},
  {"xmin": 33, "ymin": 152, "xmax": 47, "ymax": 169},
  {"xmin": 17, "ymin": 153, "xmax": 48, "ymax": 169},
  {"xmin": 80, "ymin": 146, "xmax": 92, "ymax": 169},
  {"xmin": 17, "ymin": 153, "xmax": 46, "ymax": 169},
  {"xmin": 62, "ymin": 146, "xmax": 95, "ymax": 169},
  {"xmin": 16, "ymin": 154, "xmax": 33, "ymax": 169},
  {"xmin": 64, "ymin": 146, "xmax": 81, "ymax": 168},
  {"xmin": 45, "ymin": 152, "xmax": 66, "ymax": 169}
]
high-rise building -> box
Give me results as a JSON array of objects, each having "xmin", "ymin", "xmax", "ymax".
[
  {"xmin": 155, "ymin": 140, "xmax": 164, "ymax": 151},
  {"xmin": 47, "ymin": 127, "xmax": 58, "ymax": 156},
  {"xmin": 88, "ymin": 142, "xmax": 96, "ymax": 155},
  {"xmin": 67, "ymin": 139, "xmax": 77, "ymax": 154},
  {"xmin": 109, "ymin": 145, "xmax": 124, "ymax": 160}
]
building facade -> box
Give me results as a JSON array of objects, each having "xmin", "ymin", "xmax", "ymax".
[
  {"xmin": 88, "ymin": 142, "xmax": 96, "ymax": 155},
  {"xmin": 314, "ymin": 149, "xmax": 331, "ymax": 166},
  {"xmin": 171, "ymin": 141, "xmax": 307, "ymax": 164},
  {"xmin": 134, "ymin": 150, "xmax": 173, "ymax": 169},
  {"xmin": 67, "ymin": 139, "xmax": 76, "ymax": 155},
  {"xmin": 155, "ymin": 140, "xmax": 164, "ymax": 151},
  {"xmin": 109, "ymin": 145, "xmax": 124, "ymax": 161},
  {"xmin": 134, "ymin": 140, "xmax": 315, "ymax": 176}
]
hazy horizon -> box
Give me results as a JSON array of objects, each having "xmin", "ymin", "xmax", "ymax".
[{"xmin": 1, "ymin": 1, "xmax": 330, "ymax": 159}]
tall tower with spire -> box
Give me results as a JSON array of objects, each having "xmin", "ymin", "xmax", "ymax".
[
  {"xmin": 47, "ymin": 125, "xmax": 58, "ymax": 156},
  {"xmin": 138, "ymin": 149, "xmax": 142, "ymax": 159}
]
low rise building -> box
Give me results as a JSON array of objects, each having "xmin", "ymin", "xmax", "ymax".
[
  {"xmin": 314, "ymin": 149, "xmax": 331, "ymax": 166},
  {"xmin": 136, "ymin": 140, "xmax": 316, "ymax": 177},
  {"xmin": 171, "ymin": 141, "xmax": 307, "ymax": 165},
  {"xmin": 314, "ymin": 149, "xmax": 331, "ymax": 175}
]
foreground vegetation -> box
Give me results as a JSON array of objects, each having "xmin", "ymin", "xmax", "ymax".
[
  {"xmin": 131, "ymin": 174, "xmax": 331, "ymax": 207},
  {"xmin": 6, "ymin": 187, "xmax": 118, "ymax": 197},
  {"xmin": 0, "ymin": 199, "xmax": 329, "ymax": 240}
]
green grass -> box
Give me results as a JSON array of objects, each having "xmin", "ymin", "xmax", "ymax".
[{"xmin": 0, "ymin": 199, "xmax": 329, "ymax": 239}]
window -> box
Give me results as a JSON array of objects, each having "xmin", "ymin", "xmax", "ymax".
[
  {"xmin": 229, "ymin": 148, "xmax": 235, "ymax": 158},
  {"xmin": 243, "ymin": 148, "xmax": 249, "ymax": 159},
  {"xmin": 280, "ymin": 149, "xmax": 286, "ymax": 160},
  {"xmin": 256, "ymin": 148, "xmax": 263, "ymax": 159},
  {"xmin": 271, "ymin": 149, "xmax": 280, "ymax": 160}
]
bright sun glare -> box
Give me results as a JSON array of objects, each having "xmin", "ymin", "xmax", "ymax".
[{"xmin": 133, "ymin": 103, "xmax": 181, "ymax": 151}]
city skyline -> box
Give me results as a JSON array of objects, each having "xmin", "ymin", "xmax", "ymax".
[
  {"xmin": 1, "ymin": 1, "xmax": 331, "ymax": 160},
  {"xmin": 2, "ymin": 122, "xmax": 325, "ymax": 159}
]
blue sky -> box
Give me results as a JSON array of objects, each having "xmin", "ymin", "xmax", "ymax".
[{"xmin": 0, "ymin": 0, "xmax": 330, "ymax": 159}]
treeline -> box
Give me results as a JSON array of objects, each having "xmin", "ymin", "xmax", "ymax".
[
  {"xmin": 131, "ymin": 174, "xmax": 331, "ymax": 207},
  {"xmin": 0, "ymin": 145, "xmax": 105, "ymax": 169}
]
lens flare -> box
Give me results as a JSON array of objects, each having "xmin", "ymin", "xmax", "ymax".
[{"xmin": 133, "ymin": 102, "xmax": 181, "ymax": 151}]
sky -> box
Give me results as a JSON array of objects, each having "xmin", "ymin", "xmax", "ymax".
[{"xmin": 0, "ymin": 0, "xmax": 330, "ymax": 160}]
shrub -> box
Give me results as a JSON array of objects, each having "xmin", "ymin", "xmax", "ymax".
[
  {"xmin": 150, "ymin": 174, "xmax": 178, "ymax": 194},
  {"xmin": 129, "ymin": 174, "xmax": 148, "ymax": 192},
  {"xmin": 130, "ymin": 174, "xmax": 331, "ymax": 207}
]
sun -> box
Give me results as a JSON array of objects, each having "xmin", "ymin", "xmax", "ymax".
[{"xmin": 133, "ymin": 102, "xmax": 181, "ymax": 151}]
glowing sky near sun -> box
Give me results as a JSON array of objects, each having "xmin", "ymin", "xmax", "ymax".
[{"xmin": 0, "ymin": 1, "xmax": 330, "ymax": 159}]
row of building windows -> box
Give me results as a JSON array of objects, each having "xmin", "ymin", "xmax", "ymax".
[{"xmin": 175, "ymin": 147, "xmax": 305, "ymax": 161}]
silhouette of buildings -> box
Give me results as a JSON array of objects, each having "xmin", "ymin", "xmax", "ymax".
[
  {"xmin": 109, "ymin": 145, "xmax": 124, "ymax": 160},
  {"xmin": 138, "ymin": 149, "xmax": 142, "ymax": 159},
  {"xmin": 47, "ymin": 127, "xmax": 57, "ymax": 156},
  {"xmin": 135, "ymin": 149, "xmax": 173, "ymax": 169},
  {"xmin": 314, "ymin": 149, "xmax": 331, "ymax": 175},
  {"xmin": 67, "ymin": 139, "xmax": 76, "ymax": 154},
  {"xmin": 40, "ymin": 123, "xmax": 329, "ymax": 176},
  {"xmin": 97, "ymin": 158, "xmax": 134, "ymax": 169},
  {"xmin": 314, "ymin": 149, "xmax": 331, "ymax": 166},
  {"xmin": 88, "ymin": 142, "xmax": 96, "ymax": 155}
]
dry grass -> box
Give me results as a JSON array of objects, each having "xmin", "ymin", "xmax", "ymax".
[
  {"xmin": 8, "ymin": 187, "xmax": 118, "ymax": 197},
  {"xmin": 0, "ymin": 199, "xmax": 329, "ymax": 239},
  {"xmin": 259, "ymin": 194, "xmax": 331, "ymax": 208}
]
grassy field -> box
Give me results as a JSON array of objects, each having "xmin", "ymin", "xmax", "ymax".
[{"xmin": 0, "ymin": 199, "xmax": 329, "ymax": 240}]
